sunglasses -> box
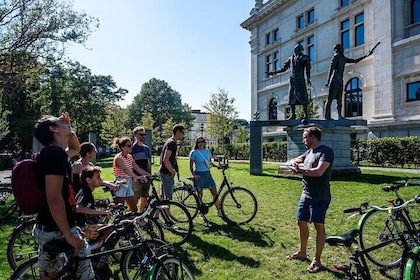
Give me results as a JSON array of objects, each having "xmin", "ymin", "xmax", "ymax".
[
  {"xmin": 125, "ymin": 144, "xmax": 132, "ymax": 147},
  {"xmin": 137, "ymin": 133, "xmax": 146, "ymax": 136},
  {"xmin": 197, "ymin": 141, "xmax": 205, "ymax": 143}
]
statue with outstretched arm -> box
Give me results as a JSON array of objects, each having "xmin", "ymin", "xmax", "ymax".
[
  {"xmin": 268, "ymin": 44, "xmax": 311, "ymax": 123},
  {"xmin": 324, "ymin": 42, "xmax": 380, "ymax": 120}
]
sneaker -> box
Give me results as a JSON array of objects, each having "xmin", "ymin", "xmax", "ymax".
[
  {"xmin": 217, "ymin": 209, "xmax": 223, "ymax": 217},
  {"xmin": 158, "ymin": 220, "xmax": 178, "ymax": 230}
]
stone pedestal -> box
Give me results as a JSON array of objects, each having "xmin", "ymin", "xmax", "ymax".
[{"xmin": 280, "ymin": 121, "xmax": 364, "ymax": 174}]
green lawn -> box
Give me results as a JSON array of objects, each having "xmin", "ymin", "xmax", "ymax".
[{"xmin": 1, "ymin": 157, "xmax": 419, "ymax": 279}]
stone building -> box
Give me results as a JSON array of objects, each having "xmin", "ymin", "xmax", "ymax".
[{"xmin": 241, "ymin": 0, "xmax": 420, "ymax": 140}]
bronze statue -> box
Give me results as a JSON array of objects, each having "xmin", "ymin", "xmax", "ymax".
[
  {"xmin": 324, "ymin": 42, "xmax": 379, "ymax": 120},
  {"xmin": 268, "ymin": 44, "xmax": 311, "ymax": 122}
]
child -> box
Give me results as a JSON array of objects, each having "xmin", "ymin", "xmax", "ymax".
[{"xmin": 75, "ymin": 165, "xmax": 118, "ymax": 241}]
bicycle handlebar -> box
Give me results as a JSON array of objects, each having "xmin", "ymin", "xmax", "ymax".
[{"xmin": 368, "ymin": 196, "xmax": 420, "ymax": 212}]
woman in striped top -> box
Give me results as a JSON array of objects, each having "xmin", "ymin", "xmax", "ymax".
[{"xmin": 112, "ymin": 137, "xmax": 149, "ymax": 212}]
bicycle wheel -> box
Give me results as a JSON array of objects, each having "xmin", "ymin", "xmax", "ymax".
[
  {"xmin": 405, "ymin": 246, "xmax": 420, "ymax": 280},
  {"xmin": 7, "ymin": 218, "xmax": 38, "ymax": 269},
  {"xmin": 359, "ymin": 209, "xmax": 412, "ymax": 267},
  {"xmin": 148, "ymin": 256, "xmax": 195, "ymax": 280},
  {"xmin": 172, "ymin": 187, "xmax": 200, "ymax": 219},
  {"xmin": 151, "ymin": 201, "xmax": 193, "ymax": 246},
  {"xmin": 10, "ymin": 257, "xmax": 39, "ymax": 279},
  {"xmin": 220, "ymin": 187, "xmax": 257, "ymax": 225},
  {"xmin": 139, "ymin": 217, "xmax": 164, "ymax": 240},
  {"xmin": 120, "ymin": 239, "xmax": 167, "ymax": 280},
  {"xmin": 0, "ymin": 187, "xmax": 20, "ymax": 221}
]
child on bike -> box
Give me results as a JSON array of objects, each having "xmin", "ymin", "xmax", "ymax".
[{"xmin": 75, "ymin": 165, "xmax": 118, "ymax": 241}]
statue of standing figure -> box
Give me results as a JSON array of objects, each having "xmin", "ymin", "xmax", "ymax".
[
  {"xmin": 268, "ymin": 44, "xmax": 311, "ymax": 123},
  {"xmin": 324, "ymin": 43, "xmax": 378, "ymax": 120}
]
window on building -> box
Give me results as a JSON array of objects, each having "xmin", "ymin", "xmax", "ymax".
[
  {"xmin": 307, "ymin": 35, "xmax": 315, "ymax": 61},
  {"xmin": 345, "ymin": 78, "xmax": 363, "ymax": 117},
  {"xmin": 341, "ymin": 0, "xmax": 350, "ymax": 6},
  {"xmin": 412, "ymin": 0, "xmax": 420, "ymax": 24},
  {"xmin": 265, "ymin": 32, "xmax": 272, "ymax": 45},
  {"xmin": 265, "ymin": 54, "xmax": 272, "ymax": 77},
  {"xmin": 341, "ymin": 19, "xmax": 350, "ymax": 50},
  {"xmin": 407, "ymin": 81, "xmax": 420, "ymax": 102},
  {"xmin": 297, "ymin": 14, "xmax": 304, "ymax": 29},
  {"xmin": 273, "ymin": 28, "xmax": 280, "ymax": 42},
  {"xmin": 269, "ymin": 98, "xmax": 278, "ymax": 120},
  {"xmin": 307, "ymin": 9, "xmax": 315, "ymax": 24},
  {"xmin": 355, "ymin": 13, "xmax": 364, "ymax": 46},
  {"xmin": 273, "ymin": 51, "xmax": 279, "ymax": 72}
]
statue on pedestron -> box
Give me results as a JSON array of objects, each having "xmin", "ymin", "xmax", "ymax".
[
  {"xmin": 268, "ymin": 44, "xmax": 311, "ymax": 124},
  {"xmin": 324, "ymin": 42, "xmax": 379, "ymax": 120}
]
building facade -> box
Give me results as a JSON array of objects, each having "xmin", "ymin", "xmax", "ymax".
[
  {"xmin": 241, "ymin": 0, "xmax": 420, "ymax": 140},
  {"xmin": 187, "ymin": 110, "xmax": 217, "ymax": 145}
]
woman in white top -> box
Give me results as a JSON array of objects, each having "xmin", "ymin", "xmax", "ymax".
[
  {"xmin": 189, "ymin": 137, "xmax": 221, "ymax": 217},
  {"xmin": 112, "ymin": 137, "xmax": 149, "ymax": 212}
]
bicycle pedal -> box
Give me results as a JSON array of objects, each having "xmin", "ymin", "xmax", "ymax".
[{"xmin": 333, "ymin": 264, "xmax": 350, "ymax": 272}]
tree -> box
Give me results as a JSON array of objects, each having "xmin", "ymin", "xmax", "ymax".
[
  {"xmin": 0, "ymin": 0, "xmax": 98, "ymax": 61},
  {"xmin": 234, "ymin": 127, "xmax": 249, "ymax": 144},
  {"xmin": 202, "ymin": 88, "xmax": 239, "ymax": 148},
  {"xmin": 0, "ymin": 90, "xmax": 10, "ymax": 143},
  {"xmin": 100, "ymin": 104, "xmax": 130, "ymax": 146},
  {"xmin": 127, "ymin": 78, "xmax": 193, "ymax": 128},
  {"xmin": 127, "ymin": 78, "xmax": 194, "ymax": 147}
]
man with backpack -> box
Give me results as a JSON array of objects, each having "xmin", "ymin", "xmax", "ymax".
[{"xmin": 32, "ymin": 112, "xmax": 95, "ymax": 280}]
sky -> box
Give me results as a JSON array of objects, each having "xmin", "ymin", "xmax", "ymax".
[{"xmin": 67, "ymin": 0, "xmax": 256, "ymax": 121}]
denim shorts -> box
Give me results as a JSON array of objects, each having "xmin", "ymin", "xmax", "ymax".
[
  {"xmin": 296, "ymin": 195, "xmax": 331, "ymax": 224},
  {"xmin": 33, "ymin": 225, "xmax": 94, "ymax": 279},
  {"xmin": 160, "ymin": 173, "xmax": 174, "ymax": 200},
  {"xmin": 114, "ymin": 177, "xmax": 134, "ymax": 197}
]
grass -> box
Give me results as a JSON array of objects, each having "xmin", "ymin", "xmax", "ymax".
[{"xmin": 1, "ymin": 157, "xmax": 420, "ymax": 279}]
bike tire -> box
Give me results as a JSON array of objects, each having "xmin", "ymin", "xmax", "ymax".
[
  {"xmin": 120, "ymin": 239, "xmax": 168, "ymax": 280},
  {"xmin": 220, "ymin": 187, "xmax": 257, "ymax": 225},
  {"xmin": 0, "ymin": 187, "xmax": 20, "ymax": 221},
  {"xmin": 9, "ymin": 256, "xmax": 39, "ymax": 279},
  {"xmin": 404, "ymin": 246, "xmax": 420, "ymax": 280},
  {"xmin": 148, "ymin": 255, "xmax": 195, "ymax": 280},
  {"xmin": 7, "ymin": 218, "xmax": 38, "ymax": 270},
  {"xmin": 359, "ymin": 209, "xmax": 412, "ymax": 267},
  {"xmin": 172, "ymin": 186, "xmax": 200, "ymax": 219},
  {"xmin": 150, "ymin": 200, "xmax": 193, "ymax": 246}
]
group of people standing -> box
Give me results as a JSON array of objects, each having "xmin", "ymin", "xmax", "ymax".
[{"xmin": 31, "ymin": 113, "xmax": 221, "ymax": 279}]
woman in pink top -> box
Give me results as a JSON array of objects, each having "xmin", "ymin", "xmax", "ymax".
[{"xmin": 112, "ymin": 137, "xmax": 149, "ymax": 212}]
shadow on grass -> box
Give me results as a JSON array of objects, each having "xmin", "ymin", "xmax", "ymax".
[
  {"xmin": 194, "ymin": 221, "xmax": 275, "ymax": 248},
  {"xmin": 184, "ymin": 234, "xmax": 261, "ymax": 276},
  {"xmin": 332, "ymin": 173, "xmax": 406, "ymax": 185}
]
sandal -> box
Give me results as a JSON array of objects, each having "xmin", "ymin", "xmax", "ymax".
[
  {"xmin": 307, "ymin": 260, "xmax": 322, "ymax": 273},
  {"xmin": 286, "ymin": 252, "xmax": 309, "ymax": 261}
]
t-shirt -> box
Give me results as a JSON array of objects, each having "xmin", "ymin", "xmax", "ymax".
[
  {"xmin": 75, "ymin": 185, "xmax": 98, "ymax": 227},
  {"xmin": 190, "ymin": 149, "xmax": 212, "ymax": 172},
  {"xmin": 113, "ymin": 152, "xmax": 134, "ymax": 178},
  {"xmin": 35, "ymin": 145, "xmax": 76, "ymax": 229},
  {"xmin": 298, "ymin": 144, "xmax": 334, "ymax": 200},
  {"xmin": 131, "ymin": 143, "xmax": 151, "ymax": 175},
  {"xmin": 159, "ymin": 137, "xmax": 178, "ymax": 174}
]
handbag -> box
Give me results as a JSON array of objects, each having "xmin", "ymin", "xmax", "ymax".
[{"xmin": 197, "ymin": 149, "xmax": 213, "ymax": 169}]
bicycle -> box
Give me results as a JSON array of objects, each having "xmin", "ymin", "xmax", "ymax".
[
  {"xmin": 11, "ymin": 209, "xmax": 194, "ymax": 280},
  {"xmin": 172, "ymin": 163, "xmax": 258, "ymax": 225},
  {"xmin": 6, "ymin": 183, "xmax": 139, "ymax": 270},
  {"xmin": 0, "ymin": 176, "xmax": 22, "ymax": 223},
  {"xmin": 141, "ymin": 174, "xmax": 193, "ymax": 246},
  {"xmin": 354, "ymin": 177, "xmax": 420, "ymax": 268},
  {"xmin": 327, "ymin": 196, "xmax": 420, "ymax": 280}
]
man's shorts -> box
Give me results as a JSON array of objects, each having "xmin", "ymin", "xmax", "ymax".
[
  {"xmin": 33, "ymin": 225, "xmax": 94, "ymax": 279},
  {"xmin": 114, "ymin": 177, "xmax": 134, "ymax": 197},
  {"xmin": 296, "ymin": 195, "xmax": 330, "ymax": 224},
  {"xmin": 132, "ymin": 180, "xmax": 151, "ymax": 198},
  {"xmin": 160, "ymin": 173, "xmax": 174, "ymax": 200}
]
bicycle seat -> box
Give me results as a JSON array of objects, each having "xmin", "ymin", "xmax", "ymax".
[
  {"xmin": 43, "ymin": 239, "xmax": 73, "ymax": 255},
  {"xmin": 325, "ymin": 229, "xmax": 359, "ymax": 247}
]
